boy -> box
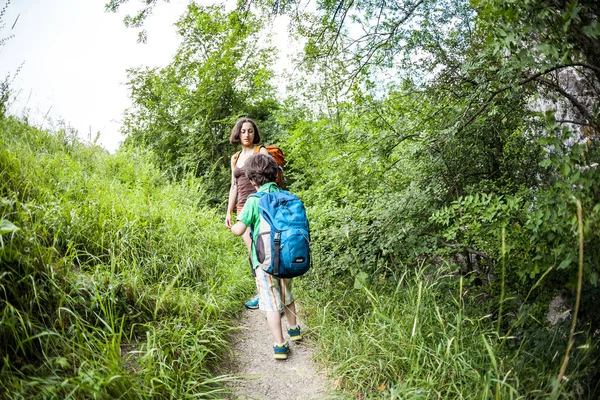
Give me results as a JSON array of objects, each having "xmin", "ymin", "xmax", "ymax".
[{"xmin": 229, "ymin": 154, "xmax": 302, "ymax": 360}]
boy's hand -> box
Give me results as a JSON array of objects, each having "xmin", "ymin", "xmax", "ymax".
[{"xmin": 225, "ymin": 212, "xmax": 233, "ymax": 228}]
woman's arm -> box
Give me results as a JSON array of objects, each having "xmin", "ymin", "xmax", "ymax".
[
  {"xmin": 225, "ymin": 154, "xmax": 237, "ymax": 228},
  {"xmin": 258, "ymin": 146, "xmax": 269, "ymax": 156}
]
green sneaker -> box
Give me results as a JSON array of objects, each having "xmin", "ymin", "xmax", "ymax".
[
  {"xmin": 287, "ymin": 325, "xmax": 302, "ymax": 341},
  {"xmin": 273, "ymin": 342, "xmax": 289, "ymax": 360},
  {"xmin": 244, "ymin": 294, "xmax": 259, "ymax": 309}
]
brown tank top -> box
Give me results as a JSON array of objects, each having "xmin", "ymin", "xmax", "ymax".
[{"xmin": 234, "ymin": 165, "xmax": 256, "ymax": 210}]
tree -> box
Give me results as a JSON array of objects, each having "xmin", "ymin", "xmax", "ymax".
[
  {"xmin": 105, "ymin": 0, "xmax": 169, "ymax": 42},
  {"xmin": 122, "ymin": 4, "xmax": 280, "ymax": 203},
  {"xmin": 254, "ymin": 0, "xmax": 599, "ymax": 310}
]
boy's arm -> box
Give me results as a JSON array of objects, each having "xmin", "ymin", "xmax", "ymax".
[{"xmin": 231, "ymin": 220, "xmax": 247, "ymax": 236}]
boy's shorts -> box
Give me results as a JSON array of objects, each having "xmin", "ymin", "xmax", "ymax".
[{"xmin": 255, "ymin": 267, "xmax": 294, "ymax": 312}]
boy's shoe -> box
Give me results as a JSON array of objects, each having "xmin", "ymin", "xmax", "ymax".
[
  {"xmin": 244, "ymin": 294, "xmax": 259, "ymax": 309},
  {"xmin": 287, "ymin": 325, "xmax": 302, "ymax": 341},
  {"xmin": 273, "ymin": 342, "xmax": 289, "ymax": 360}
]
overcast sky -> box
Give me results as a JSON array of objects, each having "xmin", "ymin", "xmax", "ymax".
[{"xmin": 0, "ymin": 0, "xmax": 213, "ymax": 152}]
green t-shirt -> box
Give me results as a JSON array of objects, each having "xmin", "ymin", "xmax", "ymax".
[{"xmin": 237, "ymin": 182, "xmax": 280, "ymax": 269}]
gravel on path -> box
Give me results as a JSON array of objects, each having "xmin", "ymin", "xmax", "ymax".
[{"xmin": 221, "ymin": 308, "xmax": 340, "ymax": 400}]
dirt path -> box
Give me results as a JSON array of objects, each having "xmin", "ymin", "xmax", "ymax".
[{"xmin": 222, "ymin": 308, "xmax": 338, "ymax": 400}]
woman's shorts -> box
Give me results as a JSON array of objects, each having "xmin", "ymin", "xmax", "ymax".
[{"xmin": 254, "ymin": 267, "xmax": 294, "ymax": 312}]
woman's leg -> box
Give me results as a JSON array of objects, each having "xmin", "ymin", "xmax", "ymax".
[
  {"xmin": 242, "ymin": 227, "xmax": 252, "ymax": 252},
  {"xmin": 242, "ymin": 227, "xmax": 260, "ymax": 309}
]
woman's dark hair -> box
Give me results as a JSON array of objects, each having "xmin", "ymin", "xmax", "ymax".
[
  {"xmin": 245, "ymin": 154, "xmax": 279, "ymax": 187},
  {"xmin": 229, "ymin": 118, "xmax": 261, "ymax": 145}
]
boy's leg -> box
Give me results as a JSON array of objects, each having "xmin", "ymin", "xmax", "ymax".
[
  {"xmin": 284, "ymin": 300, "xmax": 297, "ymax": 328},
  {"xmin": 279, "ymin": 277, "xmax": 296, "ymax": 326},
  {"xmin": 266, "ymin": 311, "xmax": 285, "ymax": 343},
  {"xmin": 243, "ymin": 253, "xmax": 259, "ymax": 309},
  {"xmin": 255, "ymin": 270, "xmax": 290, "ymax": 338},
  {"xmin": 255, "ymin": 269, "xmax": 291, "ymax": 359},
  {"xmin": 281, "ymin": 279, "xmax": 302, "ymax": 341}
]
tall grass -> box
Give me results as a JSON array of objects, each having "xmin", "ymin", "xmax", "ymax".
[
  {"xmin": 0, "ymin": 117, "xmax": 252, "ymax": 398},
  {"xmin": 3, "ymin": 116, "xmax": 597, "ymax": 399},
  {"xmin": 300, "ymin": 249, "xmax": 598, "ymax": 399}
]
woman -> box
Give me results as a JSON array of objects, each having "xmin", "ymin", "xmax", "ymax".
[{"xmin": 225, "ymin": 118, "xmax": 269, "ymax": 309}]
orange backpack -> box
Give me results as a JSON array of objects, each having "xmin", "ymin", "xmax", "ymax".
[{"xmin": 234, "ymin": 145, "xmax": 286, "ymax": 188}]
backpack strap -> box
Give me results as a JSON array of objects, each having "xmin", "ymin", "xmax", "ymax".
[
  {"xmin": 247, "ymin": 191, "xmax": 266, "ymax": 241},
  {"xmin": 248, "ymin": 191, "xmax": 266, "ymax": 199},
  {"xmin": 234, "ymin": 146, "xmax": 263, "ymax": 166},
  {"xmin": 248, "ymin": 182, "xmax": 279, "ymax": 197},
  {"xmin": 273, "ymin": 230, "xmax": 281, "ymax": 276}
]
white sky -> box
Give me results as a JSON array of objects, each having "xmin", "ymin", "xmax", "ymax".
[
  {"xmin": 0, "ymin": 0, "xmax": 193, "ymax": 152},
  {"xmin": 0, "ymin": 0, "xmax": 294, "ymax": 153}
]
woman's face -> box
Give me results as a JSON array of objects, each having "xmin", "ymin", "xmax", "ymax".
[{"xmin": 240, "ymin": 122, "xmax": 255, "ymax": 146}]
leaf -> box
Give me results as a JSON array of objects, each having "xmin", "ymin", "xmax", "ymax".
[
  {"xmin": 568, "ymin": 170, "xmax": 580, "ymax": 184},
  {"xmin": 590, "ymin": 272, "xmax": 598, "ymax": 286},
  {"xmin": 582, "ymin": 22, "xmax": 600, "ymax": 39},
  {"xmin": 561, "ymin": 163, "xmax": 571, "ymax": 177},
  {"xmin": 354, "ymin": 271, "xmax": 368, "ymax": 290},
  {"xmin": 537, "ymin": 43, "xmax": 554, "ymax": 55},
  {"xmin": 0, "ymin": 219, "xmax": 19, "ymax": 235},
  {"xmin": 558, "ymin": 257, "xmax": 572, "ymax": 270}
]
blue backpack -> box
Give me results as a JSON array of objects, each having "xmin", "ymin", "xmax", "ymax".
[{"xmin": 249, "ymin": 190, "xmax": 311, "ymax": 278}]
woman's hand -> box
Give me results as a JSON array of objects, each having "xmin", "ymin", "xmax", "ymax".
[{"xmin": 225, "ymin": 212, "xmax": 233, "ymax": 229}]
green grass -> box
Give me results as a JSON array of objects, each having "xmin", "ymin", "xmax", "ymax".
[
  {"xmin": 299, "ymin": 261, "xmax": 598, "ymax": 399},
  {"xmin": 2, "ymin": 116, "xmax": 597, "ymax": 399},
  {"xmin": 0, "ymin": 117, "xmax": 253, "ymax": 398}
]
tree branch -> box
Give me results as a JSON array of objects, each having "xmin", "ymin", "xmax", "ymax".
[
  {"xmin": 537, "ymin": 78, "xmax": 598, "ymax": 130},
  {"xmin": 457, "ymin": 63, "xmax": 600, "ymax": 134},
  {"xmin": 418, "ymin": 233, "xmax": 494, "ymax": 262},
  {"xmin": 556, "ymin": 119, "xmax": 588, "ymax": 126},
  {"xmin": 326, "ymin": 0, "xmax": 355, "ymax": 58}
]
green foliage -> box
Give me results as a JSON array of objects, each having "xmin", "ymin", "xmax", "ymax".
[
  {"xmin": 105, "ymin": 0, "xmax": 166, "ymax": 43},
  {"xmin": 473, "ymin": 0, "xmax": 600, "ymax": 130},
  {"xmin": 7, "ymin": 0, "xmax": 600, "ymax": 396},
  {"xmin": 300, "ymin": 263, "xmax": 599, "ymax": 398},
  {"xmin": 122, "ymin": 4, "xmax": 280, "ymax": 205},
  {"xmin": 429, "ymin": 114, "xmax": 599, "ymax": 290},
  {"xmin": 0, "ymin": 117, "xmax": 252, "ymax": 398},
  {"xmin": 523, "ymin": 116, "xmax": 600, "ymax": 284},
  {"xmin": 430, "ymin": 192, "xmax": 523, "ymax": 262},
  {"xmin": 262, "ymin": 0, "xmax": 600, "ymax": 395}
]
